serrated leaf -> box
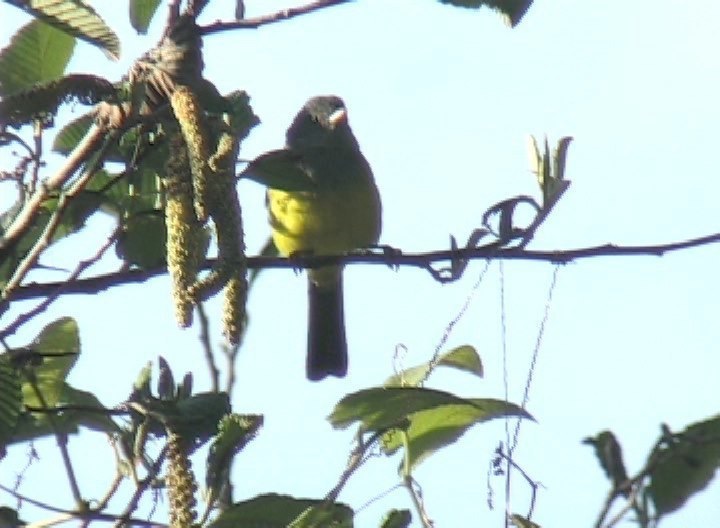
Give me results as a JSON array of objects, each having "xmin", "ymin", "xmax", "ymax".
[
  {"xmin": 9, "ymin": 0, "xmax": 120, "ymax": 59},
  {"xmin": 52, "ymin": 111, "xmax": 93, "ymax": 154},
  {"xmin": 381, "ymin": 398, "xmax": 532, "ymax": 472},
  {"xmin": 19, "ymin": 317, "xmax": 80, "ymax": 409},
  {"xmin": 129, "ymin": 0, "xmax": 162, "ymax": 34},
  {"xmin": 115, "ymin": 211, "xmax": 166, "ymax": 269},
  {"xmin": 205, "ymin": 414, "xmax": 263, "ymax": 507},
  {"xmin": 0, "ymin": 73, "xmax": 114, "ymax": 128},
  {"xmin": 649, "ymin": 415, "xmax": 720, "ymax": 515},
  {"xmin": 385, "ymin": 345, "xmax": 483, "ymax": 387},
  {"xmin": 0, "ymin": 356, "xmax": 23, "ymax": 448},
  {"xmin": 380, "ymin": 509, "xmax": 411, "ymax": 528},
  {"xmin": 0, "ymin": 18, "xmax": 75, "ymax": 97},
  {"xmin": 207, "ymin": 494, "xmax": 352, "ymax": 528},
  {"xmin": 440, "ymin": 0, "xmax": 533, "ymax": 27}
]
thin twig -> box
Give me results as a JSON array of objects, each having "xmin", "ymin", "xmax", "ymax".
[
  {"xmin": 197, "ymin": 303, "xmax": 219, "ymax": 392},
  {"xmin": 0, "ymin": 482, "xmax": 66, "ymax": 514},
  {"xmin": 325, "ymin": 432, "xmax": 382, "ymax": 503},
  {"xmin": 3, "ymin": 149, "xmax": 109, "ymax": 297},
  {"xmin": 24, "ymin": 374, "xmax": 83, "ymax": 505},
  {"xmin": 404, "ymin": 476, "xmax": 433, "ymax": 528},
  {"xmin": 0, "ymin": 125, "xmax": 106, "ymax": 258},
  {"xmin": 94, "ymin": 472, "xmax": 124, "ymax": 512},
  {"xmin": 0, "ymin": 227, "xmax": 121, "ymax": 340},
  {"xmin": 114, "ymin": 446, "xmax": 168, "ymax": 527},
  {"xmin": 200, "ymin": 0, "xmax": 350, "ymax": 35}
]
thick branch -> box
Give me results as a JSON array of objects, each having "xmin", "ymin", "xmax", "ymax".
[{"xmin": 5, "ymin": 231, "xmax": 720, "ymax": 305}]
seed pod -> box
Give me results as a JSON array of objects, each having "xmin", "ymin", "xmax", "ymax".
[
  {"xmin": 166, "ymin": 431, "xmax": 197, "ymax": 527},
  {"xmin": 163, "ymin": 133, "xmax": 203, "ymax": 327},
  {"xmin": 170, "ymin": 86, "xmax": 212, "ymax": 222}
]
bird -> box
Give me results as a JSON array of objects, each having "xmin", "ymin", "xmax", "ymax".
[{"xmin": 244, "ymin": 96, "xmax": 382, "ymax": 380}]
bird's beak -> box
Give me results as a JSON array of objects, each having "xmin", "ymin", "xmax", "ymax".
[{"xmin": 328, "ymin": 107, "xmax": 348, "ymax": 127}]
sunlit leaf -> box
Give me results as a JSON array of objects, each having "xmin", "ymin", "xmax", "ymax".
[
  {"xmin": 129, "ymin": 0, "xmax": 162, "ymax": 34},
  {"xmin": 205, "ymin": 414, "xmax": 264, "ymax": 508},
  {"xmin": 385, "ymin": 345, "xmax": 483, "ymax": 387},
  {"xmin": 381, "ymin": 398, "xmax": 532, "ymax": 471},
  {"xmin": 8, "ymin": 0, "xmax": 120, "ymax": 59},
  {"xmin": 52, "ymin": 111, "xmax": 93, "ymax": 154},
  {"xmin": 0, "ymin": 19, "xmax": 75, "ymax": 97},
  {"xmin": 19, "ymin": 317, "xmax": 80, "ymax": 409}
]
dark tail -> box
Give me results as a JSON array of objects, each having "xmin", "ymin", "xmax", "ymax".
[{"xmin": 306, "ymin": 276, "xmax": 347, "ymax": 380}]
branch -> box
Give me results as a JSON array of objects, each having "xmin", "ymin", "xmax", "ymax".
[
  {"xmin": 6, "ymin": 231, "xmax": 720, "ymax": 307},
  {"xmin": 0, "ymin": 227, "xmax": 120, "ymax": 340},
  {"xmin": 0, "ymin": 125, "xmax": 106, "ymax": 259},
  {"xmin": 200, "ymin": 0, "xmax": 350, "ymax": 35},
  {"xmin": 2, "ymin": 138, "xmax": 112, "ymax": 298}
]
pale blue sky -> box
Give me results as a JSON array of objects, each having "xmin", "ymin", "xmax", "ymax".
[{"xmin": 2, "ymin": 1, "xmax": 719, "ymax": 526}]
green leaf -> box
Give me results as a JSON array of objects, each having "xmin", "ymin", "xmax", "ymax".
[
  {"xmin": 648, "ymin": 415, "xmax": 720, "ymax": 515},
  {"xmin": 207, "ymin": 494, "xmax": 352, "ymax": 528},
  {"xmin": 509, "ymin": 513, "xmax": 541, "ymax": 528},
  {"xmin": 0, "ymin": 19, "xmax": 75, "ymax": 97},
  {"xmin": 0, "ymin": 356, "xmax": 23, "ymax": 449},
  {"xmin": 52, "ymin": 111, "xmax": 93, "ymax": 154},
  {"xmin": 241, "ymin": 148, "xmax": 319, "ymax": 192},
  {"xmin": 205, "ymin": 414, "xmax": 264, "ymax": 507},
  {"xmin": 0, "ymin": 507, "xmax": 23, "ymax": 528},
  {"xmin": 0, "ymin": 73, "xmax": 114, "ymax": 128},
  {"xmin": 18, "ymin": 317, "xmax": 80, "ymax": 409},
  {"xmin": 329, "ymin": 387, "xmax": 529, "ymax": 434},
  {"xmin": 115, "ymin": 211, "xmax": 166, "ymax": 269},
  {"xmin": 9, "ymin": 0, "xmax": 121, "ymax": 59},
  {"xmin": 173, "ymin": 392, "xmax": 231, "ymax": 442},
  {"xmin": 384, "ymin": 345, "xmax": 483, "ymax": 387},
  {"xmin": 439, "ymin": 0, "xmax": 533, "ymax": 27},
  {"xmin": 380, "ymin": 509, "xmax": 411, "ymax": 528},
  {"xmin": 60, "ymin": 385, "xmax": 119, "ymax": 434},
  {"xmin": 289, "ymin": 504, "xmax": 353, "ymax": 528},
  {"xmin": 129, "ymin": 0, "xmax": 162, "ymax": 34},
  {"xmin": 156, "ymin": 355, "xmax": 175, "ymax": 401},
  {"xmin": 381, "ymin": 398, "xmax": 532, "ymax": 472}
]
